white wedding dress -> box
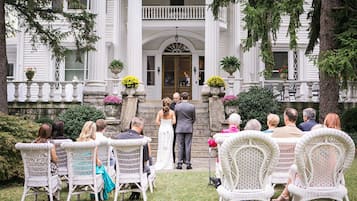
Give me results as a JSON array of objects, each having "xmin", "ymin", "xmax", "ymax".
[{"xmin": 155, "ymin": 118, "xmax": 174, "ymax": 170}]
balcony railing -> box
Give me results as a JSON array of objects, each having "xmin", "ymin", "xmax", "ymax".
[
  {"xmin": 7, "ymin": 81, "xmax": 84, "ymax": 102},
  {"xmin": 142, "ymin": 6, "xmax": 205, "ymax": 20}
]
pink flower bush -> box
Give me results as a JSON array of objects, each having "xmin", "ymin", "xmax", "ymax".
[
  {"xmin": 221, "ymin": 95, "xmax": 239, "ymax": 106},
  {"xmin": 103, "ymin": 95, "xmax": 122, "ymax": 105}
]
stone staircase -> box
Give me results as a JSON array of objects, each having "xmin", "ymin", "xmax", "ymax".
[{"xmin": 138, "ymin": 100, "xmax": 213, "ymax": 168}]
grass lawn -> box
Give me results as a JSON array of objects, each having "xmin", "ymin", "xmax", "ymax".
[{"xmin": 1, "ymin": 159, "xmax": 356, "ymax": 201}]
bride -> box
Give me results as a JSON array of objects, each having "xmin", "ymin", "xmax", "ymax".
[{"xmin": 155, "ymin": 97, "xmax": 176, "ymax": 170}]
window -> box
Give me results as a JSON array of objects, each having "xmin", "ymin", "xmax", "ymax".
[
  {"xmin": 64, "ymin": 50, "xmax": 86, "ymax": 81},
  {"xmin": 270, "ymin": 52, "xmax": 288, "ymax": 80},
  {"xmin": 68, "ymin": 0, "xmax": 88, "ymax": 9},
  {"xmin": 147, "ymin": 56, "xmax": 155, "ymax": 86},
  {"xmin": 7, "ymin": 63, "xmax": 14, "ymax": 78},
  {"xmin": 170, "ymin": 0, "xmax": 184, "ymax": 6},
  {"xmin": 199, "ymin": 56, "xmax": 205, "ymax": 85}
]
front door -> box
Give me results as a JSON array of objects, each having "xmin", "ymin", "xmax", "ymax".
[{"xmin": 162, "ymin": 55, "xmax": 192, "ymax": 99}]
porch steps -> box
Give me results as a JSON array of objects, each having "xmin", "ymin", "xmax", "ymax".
[{"xmin": 138, "ymin": 100, "xmax": 212, "ymax": 167}]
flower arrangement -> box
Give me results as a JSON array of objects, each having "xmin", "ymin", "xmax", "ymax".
[
  {"xmin": 25, "ymin": 67, "xmax": 36, "ymax": 81},
  {"xmin": 206, "ymin": 76, "xmax": 225, "ymax": 87},
  {"xmin": 121, "ymin": 75, "xmax": 139, "ymax": 88},
  {"xmin": 278, "ymin": 65, "xmax": 288, "ymax": 74},
  {"xmin": 221, "ymin": 95, "xmax": 239, "ymax": 106},
  {"xmin": 103, "ymin": 95, "xmax": 122, "ymax": 105}
]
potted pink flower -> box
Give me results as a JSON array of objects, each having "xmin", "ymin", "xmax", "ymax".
[
  {"xmin": 103, "ymin": 95, "xmax": 122, "ymax": 120},
  {"xmin": 221, "ymin": 95, "xmax": 239, "ymax": 115}
]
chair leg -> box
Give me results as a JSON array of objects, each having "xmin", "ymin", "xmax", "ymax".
[
  {"xmin": 66, "ymin": 186, "xmax": 72, "ymax": 201},
  {"xmin": 149, "ymin": 181, "xmax": 153, "ymax": 193},
  {"xmin": 20, "ymin": 187, "xmax": 27, "ymax": 201},
  {"xmin": 142, "ymin": 190, "xmax": 147, "ymax": 201}
]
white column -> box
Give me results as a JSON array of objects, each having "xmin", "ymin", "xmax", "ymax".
[
  {"xmin": 86, "ymin": 0, "xmax": 107, "ymax": 92},
  {"xmin": 229, "ymin": 3, "xmax": 241, "ymax": 94},
  {"xmin": 113, "ymin": 0, "xmax": 123, "ymax": 61},
  {"xmin": 127, "ymin": 0, "xmax": 142, "ymax": 81},
  {"xmin": 204, "ymin": 0, "xmax": 220, "ymax": 79}
]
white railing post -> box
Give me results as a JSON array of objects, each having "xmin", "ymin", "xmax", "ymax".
[
  {"xmin": 49, "ymin": 82, "xmax": 55, "ymax": 102},
  {"xmin": 61, "ymin": 82, "xmax": 66, "ymax": 102},
  {"xmin": 73, "ymin": 81, "xmax": 79, "ymax": 102},
  {"xmin": 142, "ymin": 6, "xmax": 205, "ymax": 20},
  {"xmin": 26, "ymin": 82, "xmax": 32, "ymax": 102},
  {"xmin": 14, "ymin": 82, "xmax": 19, "ymax": 102},
  {"xmin": 38, "ymin": 82, "xmax": 44, "ymax": 102}
]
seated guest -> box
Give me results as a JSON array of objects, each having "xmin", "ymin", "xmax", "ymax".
[
  {"xmin": 34, "ymin": 124, "xmax": 58, "ymax": 174},
  {"xmin": 34, "ymin": 124, "xmax": 60, "ymax": 200},
  {"xmin": 207, "ymin": 113, "xmax": 241, "ymax": 147},
  {"xmin": 298, "ymin": 108, "xmax": 318, "ymax": 131},
  {"xmin": 111, "ymin": 117, "xmax": 150, "ymax": 200},
  {"xmin": 244, "ymin": 119, "xmax": 262, "ymax": 131},
  {"xmin": 262, "ymin": 113, "xmax": 280, "ymax": 133},
  {"xmin": 51, "ymin": 120, "xmax": 68, "ymax": 139},
  {"xmin": 77, "ymin": 121, "xmax": 114, "ymax": 200},
  {"xmin": 95, "ymin": 119, "xmax": 109, "ymax": 141},
  {"xmin": 272, "ymin": 108, "xmax": 303, "ymax": 138},
  {"xmin": 273, "ymin": 113, "xmax": 341, "ymax": 201},
  {"xmin": 221, "ymin": 113, "xmax": 241, "ymax": 133}
]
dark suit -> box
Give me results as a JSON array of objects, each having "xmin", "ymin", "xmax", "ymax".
[
  {"xmin": 170, "ymin": 102, "xmax": 177, "ymax": 163},
  {"xmin": 298, "ymin": 120, "xmax": 317, "ymax": 131},
  {"xmin": 175, "ymin": 101, "xmax": 196, "ymax": 166},
  {"xmin": 112, "ymin": 129, "xmax": 150, "ymax": 172}
]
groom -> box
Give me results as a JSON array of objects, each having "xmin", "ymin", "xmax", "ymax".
[{"xmin": 175, "ymin": 92, "xmax": 196, "ymax": 170}]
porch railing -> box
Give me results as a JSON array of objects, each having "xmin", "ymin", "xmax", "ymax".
[
  {"xmin": 142, "ymin": 6, "xmax": 205, "ymax": 20},
  {"xmin": 241, "ymin": 80, "xmax": 357, "ymax": 103},
  {"xmin": 7, "ymin": 81, "xmax": 84, "ymax": 102}
]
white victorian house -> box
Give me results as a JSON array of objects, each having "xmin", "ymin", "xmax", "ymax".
[{"xmin": 6, "ymin": 0, "xmax": 326, "ymax": 103}]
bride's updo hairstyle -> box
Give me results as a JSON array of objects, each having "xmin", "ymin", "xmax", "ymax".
[{"xmin": 162, "ymin": 97, "xmax": 171, "ymax": 116}]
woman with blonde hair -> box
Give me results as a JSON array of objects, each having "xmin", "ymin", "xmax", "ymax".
[
  {"xmin": 77, "ymin": 121, "xmax": 114, "ymax": 200},
  {"xmin": 155, "ymin": 97, "xmax": 176, "ymax": 170}
]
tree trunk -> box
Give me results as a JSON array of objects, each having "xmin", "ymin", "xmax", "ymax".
[
  {"xmin": 318, "ymin": 0, "xmax": 341, "ymax": 122},
  {"xmin": 0, "ymin": 0, "xmax": 8, "ymax": 114}
]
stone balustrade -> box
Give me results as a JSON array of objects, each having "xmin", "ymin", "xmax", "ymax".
[
  {"xmin": 7, "ymin": 81, "xmax": 84, "ymax": 102},
  {"xmin": 241, "ymin": 80, "xmax": 357, "ymax": 103}
]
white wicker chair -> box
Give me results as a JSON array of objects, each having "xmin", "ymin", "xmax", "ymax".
[
  {"xmin": 15, "ymin": 143, "xmax": 61, "ymax": 201},
  {"xmin": 110, "ymin": 138, "xmax": 150, "ymax": 201},
  {"xmin": 216, "ymin": 130, "xmax": 280, "ymax": 201},
  {"xmin": 287, "ymin": 128, "xmax": 355, "ymax": 201},
  {"xmin": 97, "ymin": 140, "xmax": 115, "ymax": 179},
  {"xmin": 61, "ymin": 141, "xmax": 104, "ymax": 201},
  {"xmin": 50, "ymin": 139, "xmax": 73, "ymax": 181},
  {"xmin": 148, "ymin": 163, "xmax": 156, "ymax": 193},
  {"xmin": 271, "ymin": 138, "xmax": 299, "ymax": 186}
]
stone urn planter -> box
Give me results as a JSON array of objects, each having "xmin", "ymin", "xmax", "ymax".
[
  {"xmin": 25, "ymin": 68, "xmax": 35, "ymax": 81},
  {"xmin": 104, "ymin": 104, "xmax": 121, "ymax": 120},
  {"xmin": 210, "ymin": 87, "xmax": 221, "ymax": 97},
  {"xmin": 280, "ymin": 73, "xmax": 288, "ymax": 80},
  {"xmin": 125, "ymin": 87, "xmax": 136, "ymax": 97}
]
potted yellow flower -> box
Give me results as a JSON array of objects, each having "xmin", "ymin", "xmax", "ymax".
[
  {"xmin": 206, "ymin": 76, "xmax": 225, "ymax": 97},
  {"xmin": 121, "ymin": 75, "xmax": 140, "ymax": 97}
]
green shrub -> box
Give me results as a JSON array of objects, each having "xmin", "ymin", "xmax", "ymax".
[
  {"xmin": 35, "ymin": 116, "xmax": 54, "ymax": 125},
  {"xmin": 341, "ymin": 108, "xmax": 357, "ymax": 146},
  {"xmin": 0, "ymin": 113, "xmax": 38, "ymax": 183},
  {"xmin": 58, "ymin": 105, "xmax": 105, "ymax": 140},
  {"xmin": 237, "ymin": 86, "xmax": 280, "ymax": 130}
]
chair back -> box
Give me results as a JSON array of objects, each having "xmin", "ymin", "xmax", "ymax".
[
  {"xmin": 15, "ymin": 143, "xmax": 53, "ymax": 186},
  {"xmin": 294, "ymin": 128, "xmax": 355, "ymax": 188},
  {"xmin": 50, "ymin": 139, "xmax": 72, "ymax": 177},
  {"xmin": 219, "ymin": 130, "xmax": 279, "ymax": 191},
  {"xmin": 272, "ymin": 138, "xmax": 299, "ymax": 184},
  {"xmin": 61, "ymin": 141, "xmax": 98, "ymax": 185},
  {"xmin": 97, "ymin": 140, "xmax": 111, "ymax": 170},
  {"xmin": 110, "ymin": 138, "xmax": 149, "ymax": 183}
]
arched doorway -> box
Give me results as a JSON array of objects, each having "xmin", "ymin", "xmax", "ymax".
[{"xmin": 162, "ymin": 42, "xmax": 192, "ymax": 99}]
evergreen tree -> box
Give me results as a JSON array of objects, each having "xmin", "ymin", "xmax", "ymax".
[{"xmin": 0, "ymin": 0, "xmax": 98, "ymax": 114}]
